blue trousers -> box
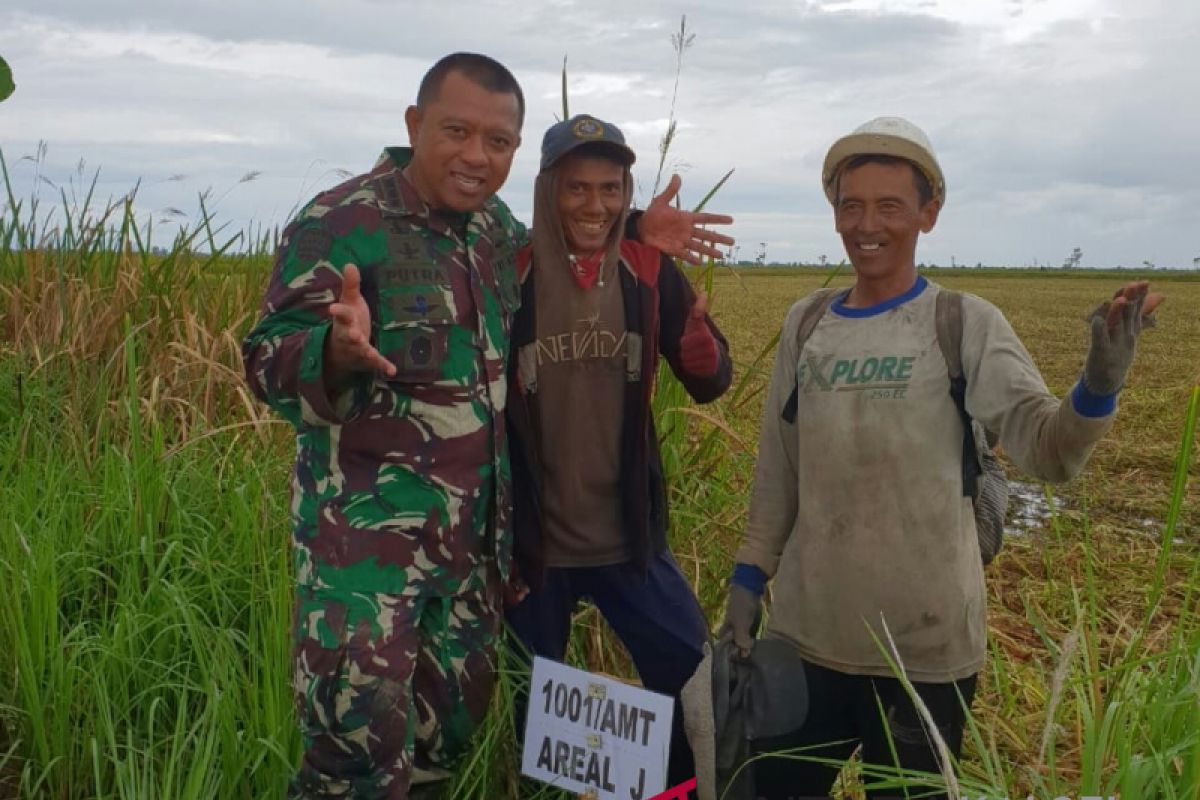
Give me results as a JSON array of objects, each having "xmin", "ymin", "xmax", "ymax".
[{"xmin": 506, "ymin": 550, "xmax": 709, "ymax": 788}]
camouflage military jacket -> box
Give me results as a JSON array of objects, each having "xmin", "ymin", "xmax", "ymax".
[{"xmin": 243, "ymin": 147, "xmax": 525, "ymax": 596}]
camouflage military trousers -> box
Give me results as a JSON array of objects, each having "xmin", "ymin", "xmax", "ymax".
[{"xmin": 288, "ymin": 577, "xmax": 500, "ymax": 799}]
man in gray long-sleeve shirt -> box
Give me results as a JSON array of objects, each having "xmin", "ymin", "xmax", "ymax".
[{"xmin": 720, "ymin": 116, "xmax": 1163, "ymax": 799}]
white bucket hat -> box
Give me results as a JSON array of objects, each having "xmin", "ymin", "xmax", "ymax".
[{"xmin": 822, "ymin": 116, "xmax": 946, "ymax": 206}]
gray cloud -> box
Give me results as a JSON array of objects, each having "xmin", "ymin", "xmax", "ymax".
[{"xmin": 1, "ymin": 0, "xmax": 1197, "ymax": 268}]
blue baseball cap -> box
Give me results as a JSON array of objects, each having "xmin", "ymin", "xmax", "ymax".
[{"xmin": 540, "ymin": 114, "xmax": 636, "ymax": 172}]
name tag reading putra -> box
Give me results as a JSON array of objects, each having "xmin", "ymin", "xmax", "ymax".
[
  {"xmin": 372, "ymin": 224, "xmax": 456, "ymax": 382},
  {"xmin": 378, "ymin": 226, "xmax": 456, "ymax": 325}
]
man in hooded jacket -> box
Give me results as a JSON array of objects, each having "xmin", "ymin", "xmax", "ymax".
[{"xmin": 505, "ymin": 113, "xmax": 734, "ymax": 787}]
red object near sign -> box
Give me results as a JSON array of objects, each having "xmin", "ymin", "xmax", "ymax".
[{"xmin": 648, "ymin": 777, "xmax": 698, "ymax": 800}]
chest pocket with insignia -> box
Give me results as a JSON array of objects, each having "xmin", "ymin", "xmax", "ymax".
[{"xmin": 370, "ymin": 225, "xmax": 458, "ymax": 384}]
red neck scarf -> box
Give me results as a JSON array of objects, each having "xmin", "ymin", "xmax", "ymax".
[{"xmin": 568, "ymin": 250, "xmax": 606, "ymax": 290}]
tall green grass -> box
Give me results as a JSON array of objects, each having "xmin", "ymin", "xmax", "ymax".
[
  {"xmin": 1, "ymin": 151, "xmax": 297, "ymax": 798},
  {"xmin": 0, "ymin": 352, "xmax": 298, "ymax": 797}
]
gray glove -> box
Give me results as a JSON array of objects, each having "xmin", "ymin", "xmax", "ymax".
[
  {"xmin": 720, "ymin": 584, "xmax": 762, "ymax": 658},
  {"xmin": 1083, "ymin": 290, "xmax": 1155, "ymax": 396}
]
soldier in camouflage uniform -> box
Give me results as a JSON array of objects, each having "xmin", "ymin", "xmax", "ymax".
[
  {"xmin": 243, "ymin": 53, "xmax": 734, "ymax": 800},
  {"xmin": 243, "ymin": 53, "xmax": 526, "ymax": 799}
]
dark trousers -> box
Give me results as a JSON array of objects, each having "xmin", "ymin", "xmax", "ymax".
[
  {"xmin": 505, "ymin": 550, "xmax": 709, "ymax": 788},
  {"xmin": 752, "ymin": 659, "xmax": 977, "ymax": 800}
]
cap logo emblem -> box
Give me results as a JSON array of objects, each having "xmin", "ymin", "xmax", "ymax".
[{"xmin": 572, "ymin": 118, "xmax": 605, "ymax": 140}]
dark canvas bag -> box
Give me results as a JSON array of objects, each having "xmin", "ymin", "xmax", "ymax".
[
  {"xmin": 781, "ymin": 287, "xmax": 1009, "ymax": 564},
  {"xmin": 933, "ymin": 289, "xmax": 1009, "ymax": 564}
]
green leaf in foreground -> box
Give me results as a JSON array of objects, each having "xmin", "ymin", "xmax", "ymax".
[{"xmin": 0, "ymin": 55, "xmax": 13, "ymax": 103}]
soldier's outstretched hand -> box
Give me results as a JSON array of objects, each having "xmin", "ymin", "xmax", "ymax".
[
  {"xmin": 640, "ymin": 174, "xmax": 735, "ymax": 265},
  {"xmin": 1082, "ymin": 280, "xmax": 1164, "ymax": 395},
  {"xmin": 326, "ymin": 264, "xmax": 397, "ymax": 383}
]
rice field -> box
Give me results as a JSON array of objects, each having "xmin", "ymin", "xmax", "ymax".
[{"xmin": 1, "ymin": 166, "xmax": 1198, "ymax": 798}]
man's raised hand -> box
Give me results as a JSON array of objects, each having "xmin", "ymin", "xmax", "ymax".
[
  {"xmin": 325, "ymin": 263, "xmax": 396, "ymax": 385},
  {"xmin": 1083, "ymin": 280, "xmax": 1164, "ymax": 396},
  {"xmin": 640, "ymin": 174, "xmax": 735, "ymax": 265},
  {"xmin": 1101, "ymin": 280, "xmax": 1165, "ymax": 331}
]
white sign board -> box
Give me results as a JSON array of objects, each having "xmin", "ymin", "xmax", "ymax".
[{"xmin": 522, "ymin": 656, "xmax": 675, "ymax": 800}]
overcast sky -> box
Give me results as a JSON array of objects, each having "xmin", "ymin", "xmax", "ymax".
[{"xmin": 1, "ymin": 0, "xmax": 1197, "ymax": 268}]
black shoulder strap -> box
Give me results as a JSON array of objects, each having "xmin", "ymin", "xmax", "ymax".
[
  {"xmin": 934, "ymin": 289, "xmax": 982, "ymax": 498},
  {"xmin": 934, "ymin": 289, "xmax": 964, "ymax": 381},
  {"xmin": 781, "ymin": 288, "xmax": 840, "ymax": 424}
]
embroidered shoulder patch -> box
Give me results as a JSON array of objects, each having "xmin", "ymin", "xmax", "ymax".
[{"xmin": 293, "ymin": 226, "xmax": 334, "ymax": 263}]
